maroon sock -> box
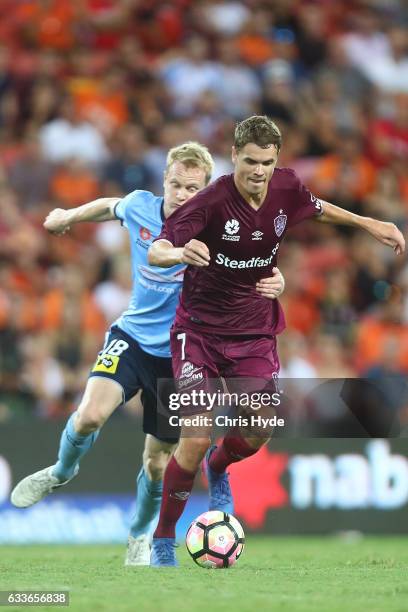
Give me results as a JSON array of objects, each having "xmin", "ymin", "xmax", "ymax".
[
  {"xmin": 153, "ymin": 455, "xmax": 196, "ymax": 539},
  {"xmin": 209, "ymin": 431, "xmax": 259, "ymax": 474}
]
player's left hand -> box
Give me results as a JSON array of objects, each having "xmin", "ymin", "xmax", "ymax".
[
  {"xmin": 256, "ymin": 267, "xmax": 285, "ymax": 299},
  {"xmin": 367, "ymin": 220, "xmax": 405, "ymax": 255}
]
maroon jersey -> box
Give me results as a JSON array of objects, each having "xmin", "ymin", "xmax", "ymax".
[{"xmin": 158, "ymin": 169, "xmax": 323, "ymax": 337}]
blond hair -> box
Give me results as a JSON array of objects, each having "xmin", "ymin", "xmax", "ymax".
[{"xmin": 165, "ymin": 142, "xmax": 214, "ymax": 185}]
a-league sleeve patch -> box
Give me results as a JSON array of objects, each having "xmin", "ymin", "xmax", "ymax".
[{"xmin": 92, "ymin": 354, "xmax": 120, "ymax": 374}]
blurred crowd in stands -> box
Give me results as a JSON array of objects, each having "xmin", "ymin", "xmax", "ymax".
[{"xmin": 0, "ymin": 0, "xmax": 407, "ymax": 425}]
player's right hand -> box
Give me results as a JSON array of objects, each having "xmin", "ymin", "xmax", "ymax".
[
  {"xmin": 181, "ymin": 239, "xmax": 210, "ymax": 267},
  {"xmin": 43, "ymin": 208, "xmax": 71, "ymax": 235}
]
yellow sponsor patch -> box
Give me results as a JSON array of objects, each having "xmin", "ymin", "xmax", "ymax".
[{"xmin": 92, "ymin": 354, "xmax": 119, "ymax": 374}]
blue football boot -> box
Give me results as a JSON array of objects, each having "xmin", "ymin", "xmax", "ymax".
[
  {"xmin": 150, "ymin": 538, "xmax": 179, "ymax": 567},
  {"xmin": 204, "ymin": 445, "xmax": 234, "ymax": 514}
]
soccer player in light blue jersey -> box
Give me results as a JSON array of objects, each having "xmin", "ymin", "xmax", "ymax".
[{"xmin": 10, "ymin": 142, "xmax": 285, "ymax": 565}]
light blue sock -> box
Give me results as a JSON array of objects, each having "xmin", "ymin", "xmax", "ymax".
[
  {"xmin": 52, "ymin": 413, "xmax": 100, "ymax": 482},
  {"xmin": 130, "ymin": 467, "xmax": 163, "ymax": 538}
]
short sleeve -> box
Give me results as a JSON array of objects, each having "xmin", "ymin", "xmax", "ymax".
[
  {"xmin": 288, "ymin": 175, "xmax": 323, "ymax": 227},
  {"xmin": 114, "ymin": 190, "xmax": 141, "ymax": 228},
  {"xmin": 114, "ymin": 190, "xmax": 153, "ymax": 229}
]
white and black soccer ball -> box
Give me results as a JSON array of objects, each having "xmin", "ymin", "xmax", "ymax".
[{"xmin": 185, "ymin": 510, "xmax": 245, "ymax": 569}]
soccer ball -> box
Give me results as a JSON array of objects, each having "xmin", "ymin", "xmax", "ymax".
[{"xmin": 185, "ymin": 510, "xmax": 245, "ymax": 568}]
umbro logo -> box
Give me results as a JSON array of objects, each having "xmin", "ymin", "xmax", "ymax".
[
  {"xmin": 310, "ymin": 193, "xmax": 323, "ymax": 212},
  {"xmin": 170, "ymin": 491, "xmax": 190, "ymax": 501},
  {"xmin": 222, "ymin": 218, "xmax": 240, "ymax": 241},
  {"xmin": 252, "ymin": 230, "xmax": 263, "ymax": 240}
]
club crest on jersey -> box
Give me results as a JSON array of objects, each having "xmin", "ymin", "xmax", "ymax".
[
  {"xmin": 274, "ymin": 213, "xmax": 287, "ymax": 237},
  {"xmin": 139, "ymin": 227, "xmax": 152, "ymax": 240},
  {"xmin": 222, "ymin": 218, "xmax": 240, "ymax": 241}
]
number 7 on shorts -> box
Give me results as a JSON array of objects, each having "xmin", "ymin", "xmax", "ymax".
[{"xmin": 177, "ymin": 333, "xmax": 186, "ymax": 360}]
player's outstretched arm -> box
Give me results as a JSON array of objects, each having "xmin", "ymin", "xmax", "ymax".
[
  {"xmin": 43, "ymin": 197, "xmax": 121, "ymax": 235},
  {"xmin": 316, "ymin": 201, "xmax": 405, "ymax": 255},
  {"xmin": 256, "ymin": 267, "xmax": 285, "ymax": 299},
  {"xmin": 148, "ymin": 239, "xmax": 210, "ymax": 268}
]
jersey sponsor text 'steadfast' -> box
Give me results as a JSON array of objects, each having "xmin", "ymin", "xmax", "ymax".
[
  {"xmin": 158, "ymin": 169, "xmax": 322, "ymax": 337},
  {"xmin": 114, "ymin": 190, "xmax": 185, "ymax": 357}
]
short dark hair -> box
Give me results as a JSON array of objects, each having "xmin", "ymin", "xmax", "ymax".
[{"xmin": 234, "ymin": 115, "xmax": 282, "ymax": 153}]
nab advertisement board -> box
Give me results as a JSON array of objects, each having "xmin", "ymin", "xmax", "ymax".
[{"xmin": 1, "ymin": 419, "xmax": 408, "ymax": 543}]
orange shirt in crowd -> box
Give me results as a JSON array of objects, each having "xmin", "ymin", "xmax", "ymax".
[
  {"xmin": 13, "ymin": 0, "xmax": 77, "ymax": 51},
  {"xmin": 0, "ymin": 267, "xmax": 41, "ymax": 331},
  {"xmin": 0, "ymin": 291, "xmax": 38, "ymax": 331},
  {"xmin": 312, "ymin": 154, "xmax": 376, "ymax": 201},
  {"xmin": 280, "ymin": 294, "xmax": 320, "ymax": 335},
  {"xmin": 236, "ymin": 35, "xmax": 275, "ymax": 66},
  {"xmin": 50, "ymin": 166, "xmax": 99, "ymax": 207},
  {"xmin": 40, "ymin": 289, "xmax": 106, "ymax": 336},
  {"xmin": 355, "ymin": 318, "xmax": 408, "ymax": 373},
  {"xmin": 69, "ymin": 79, "xmax": 129, "ymax": 132}
]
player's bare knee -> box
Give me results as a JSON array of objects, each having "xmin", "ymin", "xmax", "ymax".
[
  {"xmin": 176, "ymin": 437, "xmax": 211, "ymax": 469},
  {"xmin": 248, "ymin": 424, "xmax": 274, "ymax": 442},
  {"xmin": 239, "ymin": 411, "xmax": 275, "ymax": 442},
  {"xmin": 243, "ymin": 436, "xmax": 270, "ymax": 450},
  {"xmin": 74, "ymin": 403, "xmax": 106, "ymax": 434},
  {"xmin": 143, "ymin": 450, "xmax": 171, "ymax": 481},
  {"xmin": 187, "ymin": 437, "xmax": 211, "ymax": 457}
]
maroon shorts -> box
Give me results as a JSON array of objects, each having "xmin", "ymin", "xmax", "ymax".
[{"xmin": 170, "ymin": 326, "xmax": 280, "ymax": 415}]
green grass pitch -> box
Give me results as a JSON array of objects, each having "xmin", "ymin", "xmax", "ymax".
[{"xmin": 1, "ymin": 537, "xmax": 408, "ymax": 612}]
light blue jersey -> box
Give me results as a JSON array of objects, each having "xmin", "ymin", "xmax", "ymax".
[{"xmin": 113, "ymin": 190, "xmax": 185, "ymax": 358}]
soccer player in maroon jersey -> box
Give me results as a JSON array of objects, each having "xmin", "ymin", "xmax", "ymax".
[{"xmin": 147, "ymin": 115, "xmax": 405, "ymax": 566}]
